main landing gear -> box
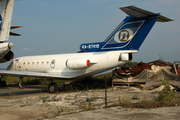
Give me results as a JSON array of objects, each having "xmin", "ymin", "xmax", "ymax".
[
  {"xmin": 48, "ymin": 82, "xmax": 59, "ymax": 93},
  {"xmin": 0, "ymin": 80, "xmax": 6, "ymax": 87},
  {"xmin": 18, "ymin": 77, "xmax": 24, "ymax": 89},
  {"xmin": 18, "ymin": 77, "xmax": 59, "ymax": 93},
  {"xmin": 48, "ymin": 79, "xmax": 59, "ymax": 93},
  {"xmin": 0, "ymin": 76, "xmax": 6, "ymax": 87}
]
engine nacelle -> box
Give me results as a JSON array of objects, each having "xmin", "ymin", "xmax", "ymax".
[
  {"xmin": 119, "ymin": 53, "xmax": 132, "ymax": 61},
  {"xmin": 66, "ymin": 58, "xmax": 91, "ymax": 70},
  {"xmin": 0, "ymin": 42, "xmax": 13, "ymax": 58},
  {"xmin": 0, "ymin": 51, "xmax": 14, "ymax": 63}
]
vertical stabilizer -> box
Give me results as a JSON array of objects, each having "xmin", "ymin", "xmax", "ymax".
[
  {"xmin": 0, "ymin": 0, "xmax": 15, "ymax": 42},
  {"xmin": 79, "ymin": 6, "xmax": 173, "ymax": 52}
]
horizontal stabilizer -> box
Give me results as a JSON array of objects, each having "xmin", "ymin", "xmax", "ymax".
[
  {"xmin": 10, "ymin": 32, "xmax": 21, "ymax": 36},
  {"xmin": 10, "ymin": 26, "xmax": 23, "ymax": 29},
  {"xmin": 10, "ymin": 26, "xmax": 23, "ymax": 36},
  {"xmin": 120, "ymin": 5, "xmax": 173, "ymax": 22}
]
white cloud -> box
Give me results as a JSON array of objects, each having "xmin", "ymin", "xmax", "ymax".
[
  {"xmin": 53, "ymin": 48, "xmax": 58, "ymax": 50},
  {"xmin": 23, "ymin": 48, "xmax": 29, "ymax": 51}
]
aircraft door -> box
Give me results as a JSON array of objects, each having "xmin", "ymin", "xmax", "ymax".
[
  {"xmin": 50, "ymin": 59, "xmax": 56, "ymax": 69},
  {"xmin": 15, "ymin": 61, "xmax": 19, "ymax": 71}
]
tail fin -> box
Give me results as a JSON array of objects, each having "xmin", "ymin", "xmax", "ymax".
[
  {"xmin": 79, "ymin": 5, "xmax": 173, "ymax": 52},
  {"xmin": 0, "ymin": 0, "xmax": 15, "ymax": 42}
]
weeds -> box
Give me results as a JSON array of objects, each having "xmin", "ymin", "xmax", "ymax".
[
  {"xmin": 42, "ymin": 97, "xmax": 48, "ymax": 103},
  {"xmin": 156, "ymin": 77, "xmax": 176, "ymax": 103},
  {"xmin": 8, "ymin": 92, "xmax": 12, "ymax": 96},
  {"xmin": 152, "ymin": 76, "xmax": 178, "ymax": 107},
  {"xmin": 56, "ymin": 106, "xmax": 61, "ymax": 115},
  {"xmin": 119, "ymin": 96, "xmax": 132, "ymax": 107},
  {"xmin": 86, "ymin": 103, "xmax": 94, "ymax": 111},
  {"xmin": 110, "ymin": 76, "xmax": 180, "ymax": 109}
]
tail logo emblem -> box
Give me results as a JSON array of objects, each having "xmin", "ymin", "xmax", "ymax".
[{"xmin": 114, "ymin": 29, "xmax": 133, "ymax": 43}]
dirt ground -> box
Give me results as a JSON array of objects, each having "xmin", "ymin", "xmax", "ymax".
[
  {"xmin": 0, "ymin": 85, "xmax": 180, "ymax": 120},
  {"xmin": 45, "ymin": 106, "xmax": 180, "ymax": 120}
]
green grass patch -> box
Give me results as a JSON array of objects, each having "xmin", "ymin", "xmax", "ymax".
[{"xmin": 2, "ymin": 76, "xmax": 70, "ymax": 86}]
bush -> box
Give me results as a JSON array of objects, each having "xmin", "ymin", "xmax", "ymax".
[{"xmin": 156, "ymin": 76, "xmax": 176, "ymax": 103}]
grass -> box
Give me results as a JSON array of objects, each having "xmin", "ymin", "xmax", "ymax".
[
  {"xmin": 2, "ymin": 76, "xmax": 19, "ymax": 84},
  {"xmin": 2, "ymin": 76, "xmax": 71, "ymax": 86},
  {"xmin": 2, "ymin": 72, "xmax": 112, "ymax": 87},
  {"xmin": 109, "ymin": 93, "xmax": 180, "ymax": 109}
]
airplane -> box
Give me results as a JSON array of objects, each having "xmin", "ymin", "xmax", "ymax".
[
  {"xmin": 0, "ymin": 5, "xmax": 173, "ymax": 93},
  {"xmin": 0, "ymin": 0, "xmax": 18, "ymax": 62},
  {"xmin": 0, "ymin": 0, "xmax": 22, "ymax": 86}
]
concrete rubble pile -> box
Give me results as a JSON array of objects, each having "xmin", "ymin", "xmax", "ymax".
[{"xmin": 112, "ymin": 60, "xmax": 180, "ymax": 90}]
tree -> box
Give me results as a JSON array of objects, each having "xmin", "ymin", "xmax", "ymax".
[{"xmin": 121, "ymin": 61, "xmax": 139, "ymax": 68}]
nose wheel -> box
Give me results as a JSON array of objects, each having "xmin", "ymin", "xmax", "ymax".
[{"xmin": 48, "ymin": 82, "xmax": 58, "ymax": 93}]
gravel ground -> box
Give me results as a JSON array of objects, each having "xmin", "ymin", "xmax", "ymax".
[
  {"xmin": 0, "ymin": 85, "xmax": 179, "ymax": 120},
  {"xmin": 45, "ymin": 106, "xmax": 180, "ymax": 120}
]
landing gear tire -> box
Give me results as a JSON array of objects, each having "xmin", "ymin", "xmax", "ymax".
[
  {"xmin": 0, "ymin": 81, "xmax": 6, "ymax": 87},
  {"xmin": 2, "ymin": 81, "xmax": 6, "ymax": 87},
  {"xmin": 48, "ymin": 82, "xmax": 58, "ymax": 93}
]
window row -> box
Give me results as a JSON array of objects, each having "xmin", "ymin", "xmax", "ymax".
[{"xmin": 22, "ymin": 61, "xmax": 55, "ymax": 65}]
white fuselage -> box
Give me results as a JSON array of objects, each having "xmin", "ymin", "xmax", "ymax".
[{"xmin": 7, "ymin": 50, "xmax": 136, "ymax": 79}]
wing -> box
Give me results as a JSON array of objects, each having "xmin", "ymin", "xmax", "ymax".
[{"xmin": 0, "ymin": 70, "xmax": 72, "ymax": 80}]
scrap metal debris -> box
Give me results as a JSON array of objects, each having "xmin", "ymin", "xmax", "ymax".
[{"xmin": 112, "ymin": 60, "xmax": 180, "ymax": 90}]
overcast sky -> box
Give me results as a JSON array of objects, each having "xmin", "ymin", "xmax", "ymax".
[{"xmin": 1, "ymin": 0, "xmax": 180, "ymax": 68}]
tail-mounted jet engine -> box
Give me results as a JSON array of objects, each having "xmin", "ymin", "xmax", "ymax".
[
  {"xmin": 66, "ymin": 58, "xmax": 92, "ymax": 70},
  {"xmin": 118, "ymin": 53, "xmax": 132, "ymax": 61},
  {"xmin": 0, "ymin": 43, "xmax": 14, "ymax": 63},
  {"xmin": 0, "ymin": 26, "xmax": 22, "ymax": 63}
]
